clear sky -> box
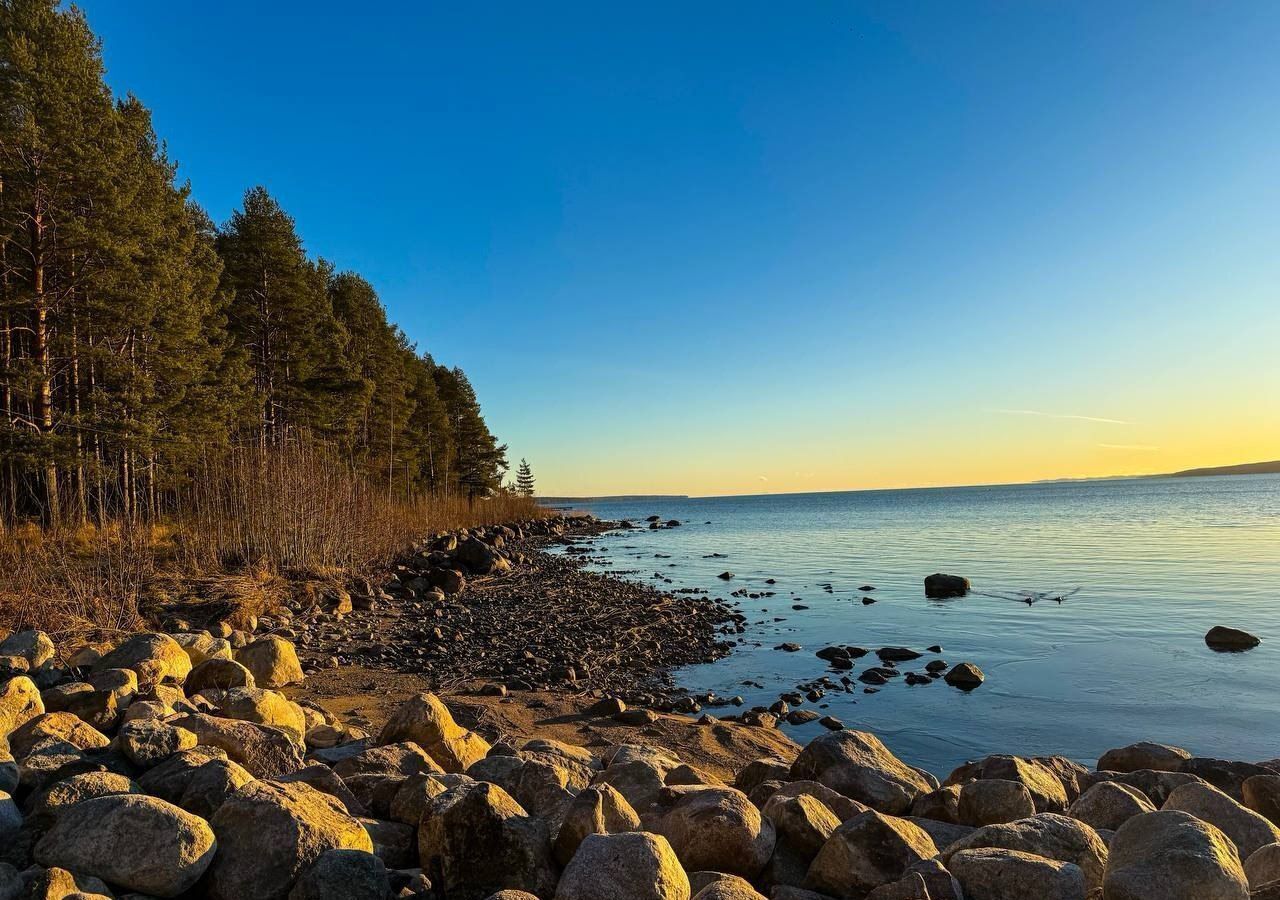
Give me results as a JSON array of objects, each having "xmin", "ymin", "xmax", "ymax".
[{"xmin": 81, "ymin": 1, "xmax": 1279, "ymax": 496}]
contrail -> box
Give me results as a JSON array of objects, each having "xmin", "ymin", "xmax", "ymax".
[{"xmin": 988, "ymin": 408, "xmax": 1132, "ymax": 426}]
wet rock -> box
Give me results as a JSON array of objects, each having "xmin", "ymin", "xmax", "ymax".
[
  {"xmin": 556, "ymin": 832, "xmax": 690, "ymax": 900},
  {"xmin": 1103, "ymin": 809, "xmax": 1248, "ymax": 900},
  {"xmin": 943, "ymin": 662, "xmax": 985, "ymax": 689},
  {"xmin": 925, "ymin": 573, "xmax": 970, "ymax": 599},
  {"xmin": 1205, "ymin": 626, "xmax": 1260, "ymax": 651},
  {"xmin": 35, "ymin": 794, "xmax": 216, "ymax": 897}
]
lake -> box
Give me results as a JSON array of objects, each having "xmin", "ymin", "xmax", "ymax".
[{"xmin": 558, "ymin": 474, "xmax": 1280, "ymax": 775}]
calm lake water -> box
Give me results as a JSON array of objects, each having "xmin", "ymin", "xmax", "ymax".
[{"xmin": 557, "ymin": 474, "xmax": 1280, "ymax": 775}]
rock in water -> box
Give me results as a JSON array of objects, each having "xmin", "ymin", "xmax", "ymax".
[
  {"xmin": 208, "ymin": 780, "xmax": 373, "ymax": 900},
  {"xmin": 34, "ymin": 794, "xmax": 216, "ymax": 897},
  {"xmin": 555, "ymin": 832, "xmax": 691, "ymax": 900},
  {"xmin": 925, "ymin": 573, "xmax": 970, "ymax": 598},
  {"xmin": 944, "ymin": 662, "xmax": 985, "ymax": 689},
  {"xmin": 1205, "ymin": 626, "xmax": 1261, "ymax": 651},
  {"xmin": 1103, "ymin": 809, "xmax": 1248, "ymax": 900}
]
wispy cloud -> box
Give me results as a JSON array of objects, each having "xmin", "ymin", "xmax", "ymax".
[
  {"xmin": 988, "ymin": 408, "xmax": 1132, "ymax": 426},
  {"xmin": 1098, "ymin": 443, "xmax": 1160, "ymax": 451},
  {"xmin": 757, "ymin": 475, "xmax": 769, "ymax": 482}
]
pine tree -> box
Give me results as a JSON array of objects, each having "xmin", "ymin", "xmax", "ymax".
[{"xmin": 515, "ymin": 459, "xmax": 535, "ymax": 496}]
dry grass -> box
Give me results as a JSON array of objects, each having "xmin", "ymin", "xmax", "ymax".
[{"xmin": 0, "ymin": 443, "xmax": 549, "ymax": 636}]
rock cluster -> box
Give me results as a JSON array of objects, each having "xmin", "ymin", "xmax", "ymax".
[{"xmin": 6, "ymin": 622, "xmax": 1280, "ymax": 900}]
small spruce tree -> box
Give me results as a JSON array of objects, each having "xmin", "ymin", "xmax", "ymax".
[{"xmin": 515, "ymin": 459, "xmax": 535, "ymax": 496}]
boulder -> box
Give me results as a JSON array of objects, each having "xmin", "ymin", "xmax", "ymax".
[
  {"xmin": 1205, "ymin": 626, "xmax": 1260, "ymax": 651},
  {"xmin": 789, "ymin": 730, "xmax": 932, "ymax": 814},
  {"xmin": 554, "ymin": 783, "xmax": 642, "ymax": 866},
  {"xmin": 9, "ymin": 711, "xmax": 109, "ymax": 758},
  {"xmin": 178, "ymin": 757, "xmax": 256, "ymax": 818},
  {"xmin": 941, "ymin": 813, "xmax": 1107, "ymax": 893},
  {"xmin": 34, "ymin": 794, "xmax": 216, "ymax": 897},
  {"xmin": 805, "ymin": 811, "xmax": 938, "ymax": 898},
  {"xmin": 946, "ymin": 756, "xmax": 1068, "ymax": 813},
  {"xmin": 865, "ymin": 858, "xmax": 962, "ymax": 900},
  {"xmin": 94, "ymin": 632, "xmax": 192, "ymax": 686},
  {"xmin": 138, "ymin": 745, "xmax": 230, "ymax": 801},
  {"xmin": 925, "ymin": 573, "xmax": 970, "ymax": 598},
  {"xmin": 948, "ymin": 847, "xmax": 1085, "ymax": 900},
  {"xmin": 763, "ymin": 779, "xmax": 870, "ymax": 822},
  {"xmin": 117, "ymin": 718, "xmax": 198, "ymax": 769},
  {"xmin": 29, "ymin": 770, "xmax": 140, "ymax": 827},
  {"xmin": 208, "ymin": 780, "xmax": 374, "ymax": 900},
  {"xmin": 943, "ymin": 662, "xmax": 985, "ymax": 689},
  {"xmin": 1245, "ymin": 775, "xmax": 1280, "ymax": 827},
  {"xmin": 456, "ymin": 537, "xmax": 498, "ymax": 574},
  {"xmin": 958, "ymin": 779, "xmax": 1037, "ymax": 826},
  {"xmin": 691, "ymin": 875, "xmax": 766, "ymax": 899},
  {"xmin": 1181, "ymin": 757, "xmax": 1273, "ymax": 801},
  {"xmin": 1246, "ymin": 843, "xmax": 1280, "ymax": 889},
  {"xmin": 281, "ymin": 763, "xmax": 370, "ymax": 817},
  {"xmin": 1164, "ymin": 781, "xmax": 1280, "ymax": 859},
  {"xmin": 418, "ymin": 781, "xmax": 557, "ymax": 899},
  {"xmin": 734, "ymin": 757, "xmax": 792, "ymax": 794},
  {"xmin": 288, "ymin": 848, "xmax": 389, "ymax": 900},
  {"xmin": 0, "ymin": 675, "xmax": 44, "ymax": 737},
  {"xmin": 1067, "ymin": 780, "xmax": 1154, "ymax": 831},
  {"xmin": 763, "ymin": 793, "xmax": 841, "ymax": 861},
  {"xmin": 171, "ymin": 713, "xmax": 304, "ymax": 778},
  {"xmin": 389, "ymin": 772, "xmax": 465, "ymax": 824},
  {"xmin": 555, "ymin": 832, "xmax": 690, "ymax": 900},
  {"xmin": 333, "ymin": 741, "xmax": 444, "ymax": 779},
  {"xmin": 0, "ymin": 629, "xmax": 56, "ymax": 670},
  {"xmin": 912, "ymin": 784, "xmax": 962, "ymax": 823},
  {"xmin": 1097, "ymin": 741, "xmax": 1191, "ymax": 774},
  {"xmin": 379, "ymin": 692, "xmax": 490, "ymax": 773},
  {"xmin": 214, "ymin": 687, "xmax": 308, "ymax": 741},
  {"xmin": 187, "ymin": 658, "xmax": 256, "ymax": 693},
  {"xmin": 1103, "ymin": 809, "xmax": 1248, "ymax": 899},
  {"xmin": 658, "ymin": 787, "xmax": 776, "ymax": 879},
  {"xmin": 235, "ymin": 636, "xmax": 304, "ymax": 688},
  {"xmin": 0, "ymin": 790, "xmax": 19, "ymax": 841},
  {"xmin": 1104, "ymin": 768, "xmax": 1206, "ymax": 807},
  {"xmin": 360, "ymin": 816, "xmax": 415, "ymax": 868}
]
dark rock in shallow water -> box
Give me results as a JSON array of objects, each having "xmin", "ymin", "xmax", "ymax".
[
  {"xmin": 1205, "ymin": 625, "xmax": 1260, "ymax": 651},
  {"xmin": 944, "ymin": 662, "xmax": 985, "ymax": 689},
  {"xmin": 925, "ymin": 573, "xmax": 970, "ymax": 599},
  {"xmin": 718, "ymin": 572, "xmax": 735, "ymax": 580},
  {"xmin": 877, "ymin": 647, "xmax": 922, "ymax": 663}
]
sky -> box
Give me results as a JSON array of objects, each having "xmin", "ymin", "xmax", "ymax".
[{"xmin": 80, "ymin": 1, "xmax": 1280, "ymax": 496}]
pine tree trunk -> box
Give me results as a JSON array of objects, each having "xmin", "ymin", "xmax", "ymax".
[{"xmin": 31, "ymin": 208, "xmax": 60, "ymax": 526}]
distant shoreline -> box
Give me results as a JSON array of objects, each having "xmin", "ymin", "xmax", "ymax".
[{"xmin": 541, "ymin": 461, "xmax": 1279, "ymax": 504}]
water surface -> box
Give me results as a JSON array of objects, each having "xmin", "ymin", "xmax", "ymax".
[{"xmin": 560, "ymin": 475, "xmax": 1280, "ymax": 774}]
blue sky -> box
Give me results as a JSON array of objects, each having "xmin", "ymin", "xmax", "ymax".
[{"xmin": 82, "ymin": 1, "xmax": 1280, "ymax": 495}]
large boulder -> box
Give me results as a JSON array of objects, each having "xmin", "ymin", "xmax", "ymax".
[
  {"xmin": 117, "ymin": 717, "xmax": 198, "ymax": 769},
  {"xmin": 288, "ymin": 848, "xmax": 389, "ymax": 900},
  {"xmin": 1067, "ymin": 781, "xmax": 1155, "ymax": 831},
  {"xmin": 1245, "ymin": 775, "xmax": 1280, "ymax": 827},
  {"xmin": 418, "ymin": 780, "xmax": 557, "ymax": 900},
  {"xmin": 925, "ymin": 573, "xmax": 970, "ymax": 598},
  {"xmin": 945, "ymin": 755, "xmax": 1068, "ymax": 813},
  {"xmin": 1103, "ymin": 810, "xmax": 1248, "ymax": 900},
  {"xmin": 789, "ymin": 730, "xmax": 933, "ymax": 814},
  {"xmin": 763, "ymin": 793, "xmax": 841, "ymax": 861},
  {"xmin": 29, "ymin": 770, "xmax": 140, "ymax": 827},
  {"xmin": 691, "ymin": 875, "xmax": 767, "ymax": 899},
  {"xmin": 235, "ymin": 636, "xmax": 304, "ymax": 688},
  {"xmin": 216, "ymin": 688, "xmax": 307, "ymax": 742},
  {"xmin": 379, "ymin": 692, "xmax": 490, "ymax": 773},
  {"xmin": 187, "ymin": 658, "xmax": 256, "ymax": 693},
  {"xmin": 9, "ymin": 711, "xmax": 109, "ymax": 758},
  {"xmin": 1205, "ymin": 626, "xmax": 1260, "ymax": 651},
  {"xmin": 763, "ymin": 779, "xmax": 870, "ymax": 822},
  {"xmin": 138, "ymin": 745, "xmax": 230, "ymax": 801},
  {"xmin": 957, "ymin": 779, "xmax": 1037, "ymax": 826},
  {"xmin": 948, "ymin": 847, "xmax": 1085, "ymax": 900},
  {"xmin": 207, "ymin": 780, "xmax": 374, "ymax": 900},
  {"xmin": 658, "ymin": 787, "xmax": 775, "ymax": 879},
  {"xmin": 941, "ymin": 813, "xmax": 1107, "ymax": 893},
  {"xmin": 1097, "ymin": 742, "xmax": 1191, "ymax": 774},
  {"xmin": 555, "ymin": 832, "xmax": 690, "ymax": 900},
  {"xmin": 553, "ymin": 783, "xmax": 641, "ymax": 866},
  {"xmin": 333, "ymin": 741, "xmax": 444, "ymax": 779},
  {"xmin": 1164, "ymin": 781, "xmax": 1280, "ymax": 859},
  {"xmin": 805, "ymin": 810, "xmax": 938, "ymax": 898},
  {"xmin": 0, "ymin": 675, "xmax": 43, "ymax": 736},
  {"xmin": 171, "ymin": 713, "xmax": 305, "ymax": 778},
  {"xmin": 34, "ymin": 794, "xmax": 216, "ymax": 897},
  {"xmin": 1246, "ymin": 843, "xmax": 1280, "ymax": 889},
  {"xmin": 94, "ymin": 632, "xmax": 192, "ymax": 686},
  {"xmin": 456, "ymin": 537, "xmax": 498, "ymax": 574},
  {"xmin": 178, "ymin": 757, "xmax": 256, "ymax": 818}
]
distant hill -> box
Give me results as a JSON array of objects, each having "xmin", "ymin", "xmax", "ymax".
[{"xmin": 1163, "ymin": 460, "xmax": 1280, "ymax": 478}]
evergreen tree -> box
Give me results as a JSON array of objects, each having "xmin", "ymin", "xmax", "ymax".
[{"xmin": 515, "ymin": 459, "xmax": 535, "ymax": 496}]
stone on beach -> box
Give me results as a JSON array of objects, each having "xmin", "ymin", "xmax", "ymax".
[
  {"xmin": 658, "ymin": 786, "xmax": 776, "ymax": 878},
  {"xmin": 1163, "ymin": 781, "xmax": 1280, "ymax": 859},
  {"xmin": 1103, "ymin": 809, "xmax": 1248, "ymax": 900},
  {"xmin": 789, "ymin": 729, "xmax": 933, "ymax": 814},
  {"xmin": 1097, "ymin": 741, "xmax": 1191, "ymax": 773},
  {"xmin": 555, "ymin": 832, "xmax": 690, "ymax": 900},
  {"xmin": 941, "ymin": 813, "xmax": 1108, "ymax": 893},
  {"xmin": 553, "ymin": 782, "xmax": 642, "ymax": 866},
  {"xmin": 947, "ymin": 847, "xmax": 1086, "ymax": 900},
  {"xmin": 379, "ymin": 692, "xmax": 491, "ymax": 773},
  {"xmin": 1066, "ymin": 780, "xmax": 1155, "ymax": 831},
  {"xmin": 805, "ymin": 810, "xmax": 938, "ymax": 898},
  {"xmin": 235, "ymin": 635, "xmax": 305, "ymax": 687}
]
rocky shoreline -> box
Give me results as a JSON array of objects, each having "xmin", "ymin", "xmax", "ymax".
[{"xmin": 0, "ymin": 515, "xmax": 1278, "ymax": 899}]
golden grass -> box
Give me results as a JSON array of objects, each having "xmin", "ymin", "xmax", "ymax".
[{"xmin": 0, "ymin": 443, "xmax": 550, "ymax": 636}]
